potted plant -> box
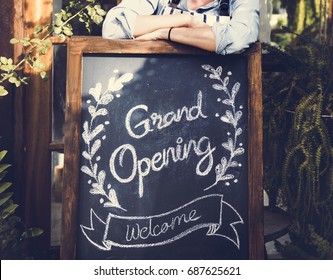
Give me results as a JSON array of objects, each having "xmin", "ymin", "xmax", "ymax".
[{"xmin": 263, "ymin": 32, "xmax": 333, "ymax": 259}]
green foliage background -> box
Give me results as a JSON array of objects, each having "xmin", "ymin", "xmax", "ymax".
[
  {"xmin": 0, "ymin": 150, "xmax": 43, "ymax": 259},
  {"xmin": 264, "ymin": 0, "xmax": 333, "ymax": 259}
]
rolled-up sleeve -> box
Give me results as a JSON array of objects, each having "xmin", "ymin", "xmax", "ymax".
[
  {"xmin": 102, "ymin": 0, "xmax": 160, "ymax": 39},
  {"xmin": 212, "ymin": 0, "xmax": 259, "ymax": 55}
]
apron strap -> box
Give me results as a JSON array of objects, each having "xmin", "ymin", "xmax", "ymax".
[{"xmin": 170, "ymin": 0, "xmax": 181, "ymax": 8}]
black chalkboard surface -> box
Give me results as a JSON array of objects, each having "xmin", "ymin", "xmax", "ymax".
[{"xmin": 61, "ymin": 38, "xmax": 264, "ymax": 260}]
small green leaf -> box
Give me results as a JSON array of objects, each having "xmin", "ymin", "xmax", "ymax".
[
  {"xmin": 0, "ymin": 56, "xmax": 8, "ymax": 64},
  {"xmin": 21, "ymin": 39, "xmax": 31, "ymax": 47},
  {"xmin": 0, "ymin": 171, "xmax": 7, "ymax": 181},
  {"xmin": 34, "ymin": 26, "xmax": 43, "ymax": 35},
  {"xmin": 9, "ymin": 76, "xmax": 21, "ymax": 87},
  {"xmin": 55, "ymin": 12, "xmax": 62, "ymax": 20},
  {"xmin": 21, "ymin": 228, "xmax": 43, "ymax": 240},
  {"xmin": 30, "ymin": 38, "xmax": 41, "ymax": 45},
  {"xmin": 32, "ymin": 57, "xmax": 46, "ymax": 72},
  {"xmin": 53, "ymin": 27, "xmax": 62, "ymax": 35},
  {"xmin": 40, "ymin": 71, "xmax": 48, "ymax": 79},
  {"xmin": 63, "ymin": 26, "xmax": 73, "ymax": 36},
  {"xmin": 0, "ymin": 199, "xmax": 14, "ymax": 210},
  {"xmin": 54, "ymin": 18, "xmax": 63, "ymax": 27},
  {"xmin": 39, "ymin": 47, "xmax": 47, "ymax": 55},
  {"xmin": 0, "ymin": 164, "xmax": 11, "ymax": 173},
  {"xmin": 0, "ymin": 192, "xmax": 13, "ymax": 207},
  {"xmin": 10, "ymin": 38, "xmax": 19, "ymax": 44},
  {"xmin": 0, "ymin": 182, "xmax": 12, "ymax": 194},
  {"xmin": 1, "ymin": 197, "xmax": 13, "ymax": 211},
  {"xmin": 0, "ymin": 150, "xmax": 7, "ymax": 161},
  {"xmin": 44, "ymin": 24, "xmax": 51, "ymax": 32},
  {"xmin": 87, "ymin": 6, "xmax": 94, "ymax": 17},
  {"xmin": 43, "ymin": 38, "xmax": 52, "ymax": 48},
  {"xmin": 1, "ymin": 64, "xmax": 14, "ymax": 72},
  {"xmin": 95, "ymin": 5, "xmax": 106, "ymax": 16},
  {"xmin": 2, "ymin": 203, "xmax": 19, "ymax": 219},
  {"xmin": 97, "ymin": 8, "xmax": 106, "ymax": 16},
  {"xmin": 20, "ymin": 38, "xmax": 31, "ymax": 47},
  {"xmin": 93, "ymin": 15, "xmax": 104, "ymax": 25}
]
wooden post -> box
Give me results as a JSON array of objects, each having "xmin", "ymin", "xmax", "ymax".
[
  {"xmin": 60, "ymin": 38, "xmax": 83, "ymax": 260},
  {"xmin": 247, "ymin": 42, "xmax": 264, "ymax": 259},
  {"xmin": 0, "ymin": 0, "xmax": 53, "ymax": 255},
  {"xmin": 12, "ymin": 0, "xmax": 26, "ymax": 221},
  {"xmin": 21, "ymin": 0, "xmax": 53, "ymax": 253}
]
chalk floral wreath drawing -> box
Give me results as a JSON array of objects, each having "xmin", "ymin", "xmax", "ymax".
[
  {"xmin": 81, "ymin": 71, "xmax": 133, "ymax": 211},
  {"xmin": 202, "ymin": 65, "xmax": 244, "ymax": 191},
  {"xmin": 80, "ymin": 65, "xmax": 244, "ymax": 211}
]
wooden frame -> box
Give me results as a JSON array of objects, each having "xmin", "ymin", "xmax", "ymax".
[{"xmin": 61, "ymin": 37, "xmax": 263, "ymax": 259}]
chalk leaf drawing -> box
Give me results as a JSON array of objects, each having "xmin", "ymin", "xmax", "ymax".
[
  {"xmin": 202, "ymin": 65, "xmax": 245, "ymax": 191},
  {"xmin": 81, "ymin": 72, "xmax": 134, "ymax": 211}
]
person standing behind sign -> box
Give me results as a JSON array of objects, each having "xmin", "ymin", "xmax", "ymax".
[{"xmin": 102, "ymin": 0, "xmax": 259, "ymax": 55}]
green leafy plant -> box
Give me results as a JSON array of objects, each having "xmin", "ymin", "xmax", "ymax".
[
  {"xmin": 0, "ymin": 0, "xmax": 107, "ymax": 258},
  {"xmin": 0, "ymin": 150, "xmax": 43, "ymax": 259},
  {"xmin": 263, "ymin": 32, "xmax": 333, "ymax": 259},
  {"xmin": 0, "ymin": 0, "xmax": 106, "ymax": 97}
]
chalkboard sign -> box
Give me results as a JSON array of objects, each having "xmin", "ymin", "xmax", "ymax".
[{"xmin": 61, "ymin": 37, "xmax": 264, "ymax": 260}]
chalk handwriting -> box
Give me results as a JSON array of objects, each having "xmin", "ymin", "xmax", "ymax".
[
  {"xmin": 109, "ymin": 136, "xmax": 216, "ymax": 197},
  {"xmin": 126, "ymin": 210, "xmax": 201, "ymax": 241},
  {"xmin": 125, "ymin": 91, "xmax": 207, "ymax": 139},
  {"xmin": 80, "ymin": 194, "xmax": 244, "ymax": 250}
]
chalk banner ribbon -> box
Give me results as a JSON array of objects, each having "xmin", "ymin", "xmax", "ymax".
[{"xmin": 81, "ymin": 194, "xmax": 244, "ymax": 251}]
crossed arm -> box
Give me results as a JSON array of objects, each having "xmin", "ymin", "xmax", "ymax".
[
  {"xmin": 102, "ymin": 0, "xmax": 259, "ymax": 55},
  {"xmin": 133, "ymin": 14, "xmax": 216, "ymax": 52}
]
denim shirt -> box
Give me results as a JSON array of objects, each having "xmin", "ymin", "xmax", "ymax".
[{"xmin": 102, "ymin": 0, "xmax": 259, "ymax": 55}]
